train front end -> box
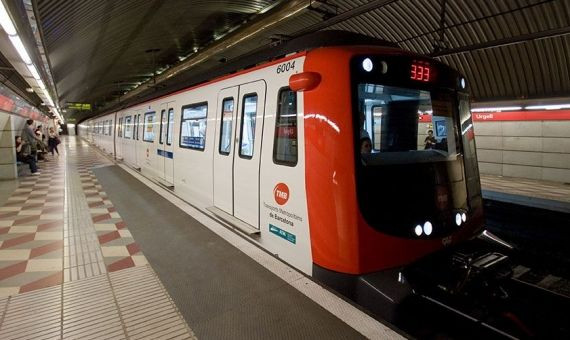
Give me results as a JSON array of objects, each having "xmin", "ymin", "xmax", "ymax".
[{"xmin": 302, "ymin": 46, "xmax": 486, "ymax": 319}]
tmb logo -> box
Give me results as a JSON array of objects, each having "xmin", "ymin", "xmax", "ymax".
[{"xmin": 273, "ymin": 183, "xmax": 290, "ymax": 206}]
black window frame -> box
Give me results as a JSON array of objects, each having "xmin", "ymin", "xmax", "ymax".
[
  {"xmin": 143, "ymin": 111, "xmax": 156, "ymax": 143},
  {"xmin": 272, "ymin": 87, "xmax": 298, "ymax": 167},
  {"xmin": 238, "ymin": 93, "xmax": 258, "ymax": 159},
  {"xmin": 166, "ymin": 108, "xmax": 174, "ymax": 146},
  {"xmin": 159, "ymin": 109, "xmax": 166, "ymax": 145},
  {"xmin": 179, "ymin": 102, "xmax": 208, "ymax": 151},
  {"xmin": 218, "ymin": 97, "xmax": 234, "ymax": 156},
  {"xmin": 118, "ymin": 117, "xmax": 123, "ymax": 137}
]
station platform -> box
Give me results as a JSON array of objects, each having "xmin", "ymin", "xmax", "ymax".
[
  {"xmin": 481, "ymin": 174, "xmax": 570, "ymax": 213},
  {"xmin": 0, "ymin": 137, "xmax": 401, "ymax": 339}
]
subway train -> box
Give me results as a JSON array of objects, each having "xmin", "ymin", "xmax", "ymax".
[{"xmin": 80, "ymin": 31, "xmax": 494, "ymax": 325}]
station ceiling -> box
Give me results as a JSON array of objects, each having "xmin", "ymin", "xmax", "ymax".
[{"xmin": 28, "ymin": 0, "xmax": 570, "ymax": 121}]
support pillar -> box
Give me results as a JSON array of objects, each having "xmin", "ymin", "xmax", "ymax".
[{"xmin": 0, "ymin": 113, "xmax": 17, "ymax": 180}]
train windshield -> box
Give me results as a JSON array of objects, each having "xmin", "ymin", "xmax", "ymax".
[{"xmin": 356, "ymin": 83, "xmax": 471, "ymax": 237}]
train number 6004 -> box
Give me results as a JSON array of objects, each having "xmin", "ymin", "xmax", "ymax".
[{"xmin": 276, "ymin": 61, "xmax": 295, "ymax": 74}]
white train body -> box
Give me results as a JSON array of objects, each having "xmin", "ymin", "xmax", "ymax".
[{"xmin": 81, "ymin": 54, "xmax": 314, "ymax": 274}]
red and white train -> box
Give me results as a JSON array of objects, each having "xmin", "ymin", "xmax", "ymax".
[{"xmin": 80, "ymin": 31, "xmax": 484, "ymax": 318}]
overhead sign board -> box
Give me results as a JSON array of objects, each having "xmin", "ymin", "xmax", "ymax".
[{"xmin": 66, "ymin": 102, "xmax": 91, "ymax": 110}]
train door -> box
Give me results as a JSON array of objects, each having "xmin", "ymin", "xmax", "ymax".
[
  {"xmin": 213, "ymin": 80, "xmax": 266, "ymax": 228},
  {"xmin": 234, "ymin": 81, "xmax": 266, "ymax": 227},
  {"xmin": 213, "ymin": 86, "xmax": 239, "ymax": 214},
  {"xmin": 116, "ymin": 113, "xmax": 123, "ymax": 160},
  {"xmin": 157, "ymin": 102, "xmax": 175, "ymax": 186}
]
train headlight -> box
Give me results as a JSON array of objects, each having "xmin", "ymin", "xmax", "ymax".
[
  {"xmin": 414, "ymin": 225, "xmax": 423, "ymax": 236},
  {"xmin": 455, "ymin": 213, "xmax": 462, "ymax": 226},
  {"xmin": 362, "ymin": 58, "xmax": 373, "ymax": 72},
  {"xmin": 423, "ymin": 221, "xmax": 433, "ymax": 236},
  {"xmin": 461, "ymin": 212, "xmax": 467, "ymax": 222},
  {"xmin": 460, "ymin": 77, "xmax": 466, "ymax": 89}
]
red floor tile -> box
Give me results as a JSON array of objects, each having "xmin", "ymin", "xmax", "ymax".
[
  {"xmin": 37, "ymin": 220, "xmax": 64, "ymax": 231},
  {"xmin": 0, "ymin": 227, "xmax": 11, "ymax": 235},
  {"xmin": 0, "ymin": 261, "xmax": 28, "ymax": 280},
  {"xmin": 0, "ymin": 233, "xmax": 36, "ymax": 249},
  {"xmin": 126, "ymin": 243, "xmax": 141, "ymax": 255},
  {"xmin": 0, "ymin": 211, "xmax": 18, "ymax": 219},
  {"xmin": 30, "ymin": 240, "xmax": 63, "ymax": 259},
  {"xmin": 107, "ymin": 257, "xmax": 135, "ymax": 272},
  {"xmin": 88, "ymin": 201, "xmax": 104, "ymax": 208},
  {"xmin": 115, "ymin": 221, "xmax": 126, "ymax": 229},
  {"xmin": 92, "ymin": 213, "xmax": 111, "ymax": 223},
  {"xmin": 13, "ymin": 215, "xmax": 40, "ymax": 226},
  {"xmin": 19, "ymin": 271, "xmax": 63, "ymax": 294},
  {"xmin": 98, "ymin": 231, "xmax": 121, "ymax": 244}
]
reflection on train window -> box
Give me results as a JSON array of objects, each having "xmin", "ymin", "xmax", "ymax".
[
  {"xmin": 239, "ymin": 94, "xmax": 258, "ymax": 158},
  {"xmin": 136, "ymin": 114, "xmax": 140, "ymax": 140},
  {"xmin": 118, "ymin": 118, "xmax": 123, "ymax": 137},
  {"xmin": 358, "ymin": 83, "xmax": 458, "ymax": 159},
  {"xmin": 459, "ymin": 95, "xmax": 481, "ymax": 204},
  {"xmin": 167, "ymin": 108, "xmax": 174, "ymax": 145},
  {"xmin": 159, "ymin": 109, "xmax": 166, "ymax": 144},
  {"xmin": 143, "ymin": 112, "xmax": 156, "ymax": 142},
  {"xmin": 273, "ymin": 88, "xmax": 297, "ymax": 166},
  {"xmin": 124, "ymin": 116, "xmax": 132, "ymax": 139},
  {"xmin": 180, "ymin": 102, "xmax": 208, "ymax": 150},
  {"xmin": 219, "ymin": 97, "xmax": 234, "ymax": 155}
]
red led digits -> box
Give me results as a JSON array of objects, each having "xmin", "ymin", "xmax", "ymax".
[{"xmin": 410, "ymin": 62, "xmax": 430, "ymax": 82}]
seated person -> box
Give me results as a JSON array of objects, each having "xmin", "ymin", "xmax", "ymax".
[{"xmin": 15, "ymin": 136, "xmax": 39, "ymax": 175}]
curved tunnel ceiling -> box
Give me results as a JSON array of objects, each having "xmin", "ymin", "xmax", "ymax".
[{"xmin": 33, "ymin": 0, "xmax": 570, "ymax": 121}]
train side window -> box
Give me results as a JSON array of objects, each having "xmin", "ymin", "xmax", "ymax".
[
  {"xmin": 108, "ymin": 120, "xmax": 113, "ymax": 136},
  {"xmin": 167, "ymin": 108, "xmax": 174, "ymax": 145},
  {"xmin": 143, "ymin": 112, "xmax": 156, "ymax": 142},
  {"xmin": 159, "ymin": 109, "xmax": 166, "ymax": 144},
  {"xmin": 124, "ymin": 116, "xmax": 132, "ymax": 139},
  {"xmin": 273, "ymin": 88, "xmax": 297, "ymax": 166},
  {"xmin": 239, "ymin": 94, "xmax": 258, "ymax": 158},
  {"xmin": 180, "ymin": 102, "xmax": 208, "ymax": 150},
  {"xmin": 219, "ymin": 97, "xmax": 234, "ymax": 155},
  {"xmin": 118, "ymin": 118, "xmax": 123, "ymax": 137}
]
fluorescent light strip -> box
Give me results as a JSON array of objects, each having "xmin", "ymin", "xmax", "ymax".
[
  {"xmin": 0, "ymin": 1, "xmax": 16, "ymax": 35},
  {"xmin": 8, "ymin": 35, "xmax": 32, "ymax": 64},
  {"xmin": 26, "ymin": 63, "xmax": 40, "ymax": 80},
  {"xmin": 471, "ymin": 106, "xmax": 522, "ymax": 112},
  {"xmin": 525, "ymin": 104, "xmax": 570, "ymax": 110}
]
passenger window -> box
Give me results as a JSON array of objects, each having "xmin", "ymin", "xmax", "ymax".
[
  {"xmin": 124, "ymin": 116, "xmax": 132, "ymax": 139},
  {"xmin": 159, "ymin": 109, "xmax": 166, "ymax": 144},
  {"xmin": 143, "ymin": 112, "xmax": 156, "ymax": 142},
  {"xmin": 219, "ymin": 97, "xmax": 234, "ymax": 155},
  {"xmin": 180, "ymin": 102, "xmax": 207, "ymax": 150},
  {"xmin": 167, "ymin": 108, "xmax": 174, "ymax": 145},
  {"xmin": 108, "ymin": 120, "xmax": 113, "ymax": 136},
  {"xmin": 239, "ymin": 94, "xmax": 258, "ymax": 158},
  {"xmin": 273, "ymin": 88, "xmax": 297, "ymax": 166},
  {"xmin": 118, "ymin": 118, "xmax": 123, "ymax": 137}
]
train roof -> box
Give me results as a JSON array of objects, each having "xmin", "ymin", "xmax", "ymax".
[{"xmin": 92, "ymin": 31, "xmax": 400, "ymax": 119}]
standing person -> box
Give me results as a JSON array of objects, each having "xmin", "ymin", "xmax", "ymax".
[
  {"xmin": 424, "ymin": 129, "xmax": 437, "ymax": 149},
  {"xmin": 48, "ymin": 127, "xmax": 60, "ymax": 156},
  {"xmin": 22, "ymin": 119, "xmax": 41, "ymax": 158},
  {"xmin": 15, "ymin": 136, "xmax": 39, "ymax": 175}
]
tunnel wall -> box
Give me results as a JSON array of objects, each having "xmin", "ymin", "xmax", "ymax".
[{"xmin": 474, "ymin": 119, "xmax": 570, "ymax": 183}]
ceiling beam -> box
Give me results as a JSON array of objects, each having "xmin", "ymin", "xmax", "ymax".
[{"xmin": 431, "ymin": 26, "xmax": 570, "ymax": 57}]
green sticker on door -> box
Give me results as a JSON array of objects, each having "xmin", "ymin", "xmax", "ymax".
[{"xmin": 269, "ymin": 224, "xmax": 296, "ymax": 244}]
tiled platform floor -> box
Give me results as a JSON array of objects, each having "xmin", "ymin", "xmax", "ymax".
[
  {"xmin": 481, "ymin": 174, "xmax": 570, "ymax": 204},
  {"xmin": 0, "ymin": 137, "xmax": 195, "ymax": 339}
]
